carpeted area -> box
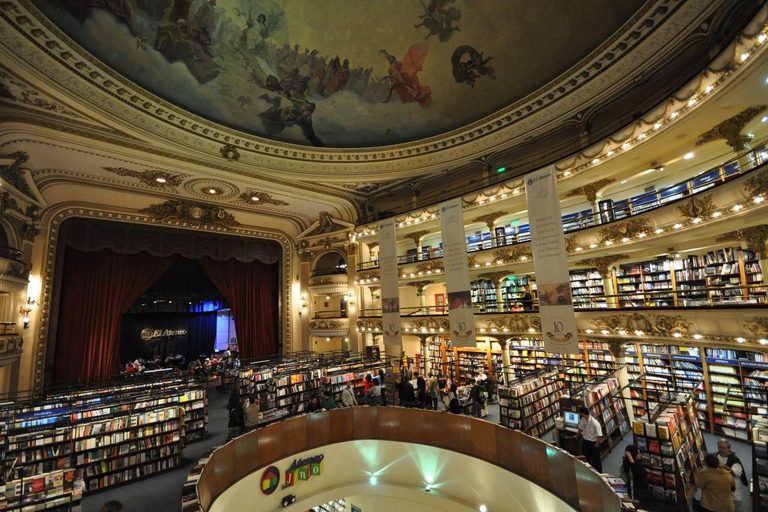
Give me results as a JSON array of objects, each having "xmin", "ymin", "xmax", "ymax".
[{"xmin": 82, "ymin": 387, "xmax": 231, "ymax": 512}]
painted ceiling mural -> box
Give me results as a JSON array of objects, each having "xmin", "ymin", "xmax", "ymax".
[{"xmin": 33, "ymin": 0, "xmax": 646, "ymax": 148}]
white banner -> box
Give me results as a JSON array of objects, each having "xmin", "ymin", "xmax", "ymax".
[
  {"xmin": 439, "ymin": 198, "xmax": 476, "ymax": 347},
  {"xmin": 378, "ymin": 219, "xmax": 401, "ymax": 345},
  {"xmin": 524, "ymin": 166, "xmax": 579, "ymax": 354}
]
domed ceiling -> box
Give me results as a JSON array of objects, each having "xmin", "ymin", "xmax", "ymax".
[{"xmin": 32, "ymin": 0, "xmax": 646, "ymax": 148}]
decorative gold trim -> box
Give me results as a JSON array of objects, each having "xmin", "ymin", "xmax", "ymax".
[
  {"xmin": 590, "ymin": 312, "xmax": 692, "ymax": 336},
  {"xmin": 491, "ymin": 245, "xmax": 532, "ymax": 264},
  {"xmin": 102, "ymin": 167, "xmax": 185, "ymax": 190},
  {"xmin": 565, "ymin": 179, "xmax": 615, "ymax": 202},
  {"xmin": 139, "ymin": 200, "xmax": 239, "ymax": 229},
  {"xmin": 238, "ymin": 191, "xmax": 289, "ymax": 206},
  {"xmin": 716, "ymin": 225, "xmax": 768, "ymax": 253},
  {"xmin": 576, "ymin": 255, "xmax": 629, "ymax": 276},
  {"xmin": 696, "ymin": 106, "xmax": 767, "ymax": 147},
  {"xmin": 676, "ymin": 194, "xmax": 716, "ymax": 223},
  {"xmin": 597, "ymin": 218, "xmax": 652, "ymax": 244}
]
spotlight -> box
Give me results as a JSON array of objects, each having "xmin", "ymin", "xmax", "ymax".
[
  {"xmin": 425, "ymin": 485, "xmax": 432, "ymax": 492},
  {"xmin": 281, "ymin": 494, "xmax": 296, "ymax": 507},
  {"xmin": 370, "ymin": 476, "xmax": 378, "ymax": 485},
  {"xmin": 479, "ymin": 506, "xmax": 488, "ymax": 512}
]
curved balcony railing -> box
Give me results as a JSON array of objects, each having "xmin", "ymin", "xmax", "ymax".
[
  {"xmin": 311, "ymin": 267, "xmax": 348, "ymax": 277},
  {"xmin": 0, "ymin": 245, "xmax": 24, "ymax": 263},
  {"xmin": 357, "ymin": 143, "xmax": 768, "ymax": 271},
  {"xmin": 195, "ymin": 407, "xmax": 621, "ymax": 512}
]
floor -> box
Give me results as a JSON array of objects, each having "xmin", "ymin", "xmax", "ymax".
[{"xmin": 82, "ymin": 397, "xmax": 754, "ymax": 512}]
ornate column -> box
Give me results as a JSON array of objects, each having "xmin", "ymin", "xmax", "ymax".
[
  {"xmin": 297, "ymin": 250, "xmax": 314, "ymax": 351},
  {"xmin": 607, "ymin": 339, "xmax": 633, "ymax": 423},
  {"xmin": 480, "ymin": 271, "xmax": 509, "ymax": 312},
  {"xmin": 345, "ymin": 241, "xmax": 360, "ymax": 352},
  {"xmin": 716, "ymin": 225, "xmax": 768, "ymax": 287},
  {"xmin": 498, "ymin": 338, "xmax": 512, "ymax": 385},
  {"xmin": 576, "ymin": 255, "xmax": 628, "ymax": 308},
  {"xmin": 408, "ymin": 281, "xmax": 432, "ymax": 310},
  {"xmin": 471, "ymin": 211, "xmax": 508, "ymax": 247},
  {"xmin": 404, "ymin": 230, "xmax": 430, "ymax": 254},
  {"xmin": 696, "ymin": 106, "xmax": 767, "ymax": 172},
  {"xmin": 565, "ymin": 179, "xmax": 616, "ymax": 221}
]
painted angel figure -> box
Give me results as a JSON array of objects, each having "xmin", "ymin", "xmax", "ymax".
[{"xmin": 379, "ymin": 43, "xmax": 432, "ymax": 108}]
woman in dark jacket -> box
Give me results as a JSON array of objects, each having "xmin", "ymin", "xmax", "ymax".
[{"xmin": 623, "ymin": 445, "xmax": 650, "ymax": 504}]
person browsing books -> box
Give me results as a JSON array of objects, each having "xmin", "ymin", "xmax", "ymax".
[
  {"xmin": 697, "ymin": 453, "xmax": 734, "ymax": 512},
  {"xmin": 717, "ymin": 439, "xmax": 747, "ymax": 511},
  {"xmin": 577, "ymin": 406, "xmax": 603, "ymax": 472}
]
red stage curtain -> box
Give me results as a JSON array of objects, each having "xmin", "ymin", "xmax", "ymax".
[
  {"xmin": 54, "ymin": 248, "xmax": 178, "ymax": 383},
  {"xmin": 199, "ymin": 258, "xmax": 279, "ymax": 359}
]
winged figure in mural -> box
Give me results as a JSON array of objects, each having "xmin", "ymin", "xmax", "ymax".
[
  {"xmin": 451, "ymin": 45, "xmax": 496, "ymax": 87},
  {"xmin": 415, "ymin": 0, "xmax": 461, "ymax": 42},
  {"xmin": 256, "ymin": 94, "xmax": 323, "ymax": 147},
  {"xmin": 379, "ymin": 44, "xmax": 432, "ymax": 108}
]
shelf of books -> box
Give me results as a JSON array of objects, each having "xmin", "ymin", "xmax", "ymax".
[
  {"xmin": 616, "ymin": 258, "xmax": 675, "ymax": 307},
  {"xmin": 500, "ymin": 275, "xmax": 536, "ymax": 308},
  {"xmin": 324, "ymin": 360, "xmax": 390, "ymax": 405},
  {"xmin": 753, "ymin": 420, "xmax": 768, "ymax": 511},
  {"xmin": 564, "ymin": 376, "xmax": 630, "ymax": 457},
  {"xmin": 470, "ymin": 279, "xmax": 497, "ymax": 310},
  {"xmin": 456, "ymin": 348, "xmax": 491, "ymax": 381},
  {"xmin": 569, "ymin": 269, "xmax": 606, "ymax": 309},
  {"xmin": 0, "ymin": 468, "xmax": 83, "ymax": 511},
  {"xmin": 631, "ymin": 394, "xmax": 705, "ymax": 510},
  {"xmin": 673, "ymin": 247, "xmax": 765, "ymax": 306},
  {"xmin": 498, "ymin": 370, "xmax": 565, "ymax": 437}
]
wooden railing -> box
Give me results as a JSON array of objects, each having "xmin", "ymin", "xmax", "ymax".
[{"xmin": 196, "ymin": 407, "xmax": 621, "ymax": 512}]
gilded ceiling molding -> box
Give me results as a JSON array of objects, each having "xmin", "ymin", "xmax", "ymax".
[
  {"xmin": 0, "ymin": 151, "xmax": 36, "ymax": 200},
  {"xmin": 309, "ymin": 319, "xmax": 348, "ymax": 332},
  {"xmin": 470, "ymin": 211, "xmax": 509, "ymax": 230},
  {"xmin": 238, "ymin": 191, "xmax": 289, "ymax": 206},
  {"xmin": 32, "ymin": 204, "xmax": 295, "ymax": 391},
  {"xmin": 575, "ymin": 255, "xmax": 629, "ymax": 277},
  {"xmin": 696, "ymin": 106, "xmax": 768, "ymax": 148},
  {"xmin": 744, "ymin": 169, "xmax": 768, "ymax": 198},
  {"xmin": 403, "ymin": 230, "xmax": 430, "ymax": 245},
  {"xmin": 406, "ymin": 318, "xmax": 449, "ymax": 333},
  {"xmin": 0, "ymin": 0, "xmax": 712, "ymax": 175},
  {"xmin": 219, "ymin": 144, "xmax": 240, "ymax": 161},
  {"xmin": 565, "ymin": 235, "xmax": 578, "ymax": 253},
  {"xmin": 354, "ymin": 270, "xmax": 380, "ymax": 284},
  {"xmin": 415, "ymin": 261, "xmax": 444, "ymax": 274},
  {"xmin": 366, "ymin": 242, "xmax": 379, "ymax": 251},
  {"xmin": 102, "ymin": 167, "xmax": 185, "ymax": 190},
  {"xmin": 675, "ymin": 194, "xmax": 717, "ymax": 223},
  {"xmin": 337, "ymin": 182, "xmax": 398, "ymax": 194},
  {"xmin": 565, "ymin": 179, "xmax": 616, "ymax": 202},
  {"xmin": 0, "ymin": 66, "xmax": 86, "ymax": 120},
  {"xmin": 483, "ymin": 315, "xmax": 541, "ymax": 334},
  {"xmin": 0, "ymin": 191, "xmax": 23, "ymax": 217},
  {"xmin": 597, "ymin": 218, "xmax": 652, "ymax": 244},
  {"xmin": 590, "ymin": 312, "xmax": 692, "ymax": 336},
  {"xmin": 742, "ymin": 317, "xmax": 768, "ymax": 336},
  {"xmin": 183, "ymin": 179, "xmax": 240, "ymax": 200},
  {"xmin": 3, "ymin": 262, "xmax": 29, "ymax": 280},
  {"xmin": 716, "ymin": 225, "xmax": 768, "ymax": 253},
  {"xmin": 407, "ymin": 281, "xmax": 434, "ymax": 293},
  {"xmin": 304, "ymin": 212, "xmax": 351, "ymax": 237},
  {"xmin": 357, "ymin": 319, "xmax": 383, "ymax": 332},
  {"xmin": 491, "ymin": 245, "xmax": 532, "ymax": 264},
  {"xmin": 139, "ymin": 200, "xmax": 239, "ymax": 229}
]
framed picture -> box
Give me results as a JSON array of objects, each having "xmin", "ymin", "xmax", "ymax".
[{"xmin": 435, "ymin": 293, "xmax": 446, "ymax": 313}]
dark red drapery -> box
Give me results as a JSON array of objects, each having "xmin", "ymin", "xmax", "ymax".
[
  {"xmin": 198, "ymin": 257, "xmax": 279, "ymax": 359},
  {"xmin": 54, "ymin": 248, "xmax": 178, "ymax": 383}
]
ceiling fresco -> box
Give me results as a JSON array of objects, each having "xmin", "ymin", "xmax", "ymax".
[{"xmin": 33, "ymin": 0, "xmax": 646, "ymax": 148}]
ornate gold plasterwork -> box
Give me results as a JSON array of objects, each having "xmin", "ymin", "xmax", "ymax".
[
  {"xmin": 676, "ymin": 194, "xmax": 716, "ymax": 223},
  {"xmin": 696, "ymin": 106, "xmax": 767, "ymax": 148},
  {"xmin": 406, "ymin": 318, "xmax": 449, "ymax": 333},
  {"xmin": 565, "ymin": 179, "xmax": 616, "ymax": 202},
  {"xmin": 4, "ymin": 262, "xmax": 29, "ymax": 280},
  {"xmin": 299, "ymin": 250, "xmax": 316, "ymax": 263},
  {"xmin": 357, "ymin": 319, "xmax": 383, "ymax": 332},
  {"xmin": 471, "ymin": 211, "xmax": 508, "ymax": 229},
  {"xmin": 238, "ymin": 191, "xmax": 289, "ymax": 206},
  {"xmin": 309, "ymin": 319, "xmax": 347, "ymax": 331},
  {"xmin": 403, "ymin": 230, "xmax": 430, "ymax": 245},
  {"xmin": 576, "ymin": 255, "xmax": 629, "ymax": 276},
  {"xmin": 743, "ymin": 317, "xmax": 768, "ymax": 336},
  {"xmin": 220, "ymin": 144, "xmax": 240, "ymax": 161},
  {"xmin": 102, "ymin": 167, "xmax": 185, "ymax": 190},
  {"xmin": 0, "ymin": 152, "xmax": 35, "ymax": 200},
  {"xmin": 597, "ymin": 218, "xmax": 652, "ymax": 244},
  {"xmin": 415, "ymin": 261, "xmax": 444, "ymax": 274},
  {"xmin": 716, "ymin": 225, "xmax": 768, "ymax": 253},
  {"xmin": 19, "ymin": 223, "xmax": 40, "ymax": 242},
  {"xmin": 483, "ymin": 315, "xmax": 541, "ymax": 334},
  {"xmin": 491, "ymin": 244, "xmax": 532, "ymax": 264},
  {"xmin": 590, "ymin": 312, "xmax": 692, "ymax": 336},
  {"xmin": 0, "ymin": 337, "xmax": 23, "ymax": 356},
  {"xmin": 355, "ymin": 270, "xmax": 380, "ymax": 283},
  {"xmin": 309, "ymin": 276, "xmax": 337, "ymax": 287},
  {"xmin": 744, "ymin": 169, "xmax": 768, "ymax": 198},
  {"xmin": 139, "ymin": 200, "xmax": 239, "ymax": 229},
  {"xmin": 305, "ymin": 212, "xmax": 349, "ymax": 236},
  {"xmin": 0, "ymin": 67, "xmax": 83, "ymax": 120},
  {"xmin": 366, "ymin": 242, "xmax": 379, "ymax": 251},
  {"xmin": 0, "ymin": 191, "xmax": 23, "ymax": 217},
  {"xmin": 338, "ymin": 181, "xmax": 397, "ymax": 193},
  {"xmin": 565, "ymin": 236, "xmax": 578, "ymax": 253},
  {"xmin": 407, "ymin": 281, "xmax": 433, "ymax": 293}
]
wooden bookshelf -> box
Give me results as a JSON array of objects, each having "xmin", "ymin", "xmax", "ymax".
[
  {"xmin": 498, "ymin": 370, "xmax": 565, "ymax": 437},
  {"xmin": 569, "ymin": 269, "xmax": 606, "ymax": 309}
]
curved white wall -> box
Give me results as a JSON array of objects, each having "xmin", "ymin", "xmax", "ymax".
[{"xmin": 210, "ymin": 440, "xmax": 578, "ymax": 512}]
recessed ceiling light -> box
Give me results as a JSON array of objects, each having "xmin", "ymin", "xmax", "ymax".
[
  {"xmin": 621, "ymin": 180, "xmax": 628, "ymax": 184},
  {"xmin": 762, "ymin": 116, "xmax": 768, "ymax": 123},
  {"xmin": 683, "ymin": 152, "xmax": 694, "ymax": 160},
  {"xmin": 207, "ymin": 188, "xmax": 220, "ymax": 194},
  {"xmin": 251, "ymin": 196, "xmax": 260, "ymax": 201},
  {"xmin": 155, "ymin": 177, "xmax": 167, "ymax": 183}
]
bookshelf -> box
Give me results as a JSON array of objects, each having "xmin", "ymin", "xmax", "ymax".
[
  {"xmin": 631, "ymin": 395, "xmax": 705, "ymax": 510},
  {"xmin": 563, "ymin": 376, "xmax": 630, "ymax": 457},
  {"xmin": 456, "ymin": 348, "xmax": 491, "ymax": 381},
  {"xmin": 753, "ymin": 421, "xmax": 768, "ymax": 511},
  {"xmin": 498, "ymin": 370, "xmax": 565, "ymax": 437},
  {"xmin": 500, "ymin": 275, "xmax": 536, "ymax": 308},
  {"xmin": 616, "ymin": 258, "xmax": 675, "ymax": 307},
  {"xmin": 0, "ymin": 468, "xmax": 83, "ymax": 511},
  {"xmin": 470, "ymin": 279, "xmax": 497, "ymax": 311},
  {"xmin": 569, "ymin": 269, "xmax": 606, "ymax": 309}
]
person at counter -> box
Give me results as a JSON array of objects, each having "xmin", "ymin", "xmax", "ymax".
[{"xmin": 577, "ymin": 406, "xmax": 603, "ymax": 472}]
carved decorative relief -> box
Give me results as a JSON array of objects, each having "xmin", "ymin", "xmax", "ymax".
[
  {"xmin": 0, "ymin": 192, "xmax": 23, "ymax": 216},
  {"xmin": 220, "ymin": 144, "xmax": 240, "ymax": 161},
  {"xmin": 479, "ymin": 271, "xmax": 509, "ymax": 283},
  {"xmin": 743, "ymin": 317, "xmax": 768, "ymax": 336},
  {"xmin": 0, "ymin": 152, "xmax": 36, "ymax": 199},
  {"xmin": 483, "ymin": 315, "xmax": 541, "ymax": 333},
  {"xmin": 471, "ymin": 211, "xmax": 508, "ymax": 229},
  {"xmin": 305, "ymin": 212, "xmax": 348, "ymax": 236},
  {"xmin": 4, "ymin": 262, "xmax": 29, "ymax": 280},
  {"xmin": 565, "ymin": 179, "xmax": 616, "ymax": 202},
  {"xmin": 238, "ymin": 191, "xmax": 289, "ymax": 206},
  {"xmin": 338, "ymin": 181, "xmax": 397, "ymax": 193},
  {"xmin": 403, "ymin": 230, "xmax": 430, "ymax": 245},
  {"xmin": 590, "ymin": 312, "xmax": 692, "ymax": 336},
  {"xmin": 415, "ymin": 261, "xmax": 444, "ymax": 274},
  {"xmin": 0, "ymin": 68, "xmax": 83, "ymax": 120},
  {"xmin": 744, "ymin": 169, "xmax": 768, "ymax": 198},
  {"xmin": 716, "ymin": 225, "xmax": 768, "ymax": 253},
  {"xmin": 20, "ymin": 223, "xmax": 40, "ymax": 242},
  {"xmin": 576, "ymin": 255, "xmax": 629, "ymax": 276},
  {"xmin": 565, "ymin": 235, "xmax": 578, "ymax": 253},
  {"xmin": 696, "ymin": 106, "xmax": 768, "ymax": 148},
  {"xmin": 299, "ymin": 250, "xmax": 316, "ymax": 263},
  {"xmin": 309, "ymin": 276, "xmax": 336, "ymax": 287},
  {"xmin": 406, "ymin": 318, "xmax": 449, "ymax": 333},
  {"xmin": 139, "ymin": 200, "xmax": 239, "ymax": 229},
  {"xmin": 102, "ymin": 167, "xmax": 185, "ymax": 190},
  {"xmin": 0, "ymin": 337, "xmax": 23, "ymax": 356},
  {"xmin": 407, "ymin": 281, "xmax": 433, "ymax": 293},
  {"xmin": 355, "ymin": 270, "xmax": 380, "ymax": 283},
  {"xmin": 357, "ymin": 319, "xmax": 382, "ymax": 332},
  {"xmin": 676, "ymin": 194, "xmax": 716, "ymax": 223},
  {"xmin": 309, "ymin": 319, "xmax": 347, "ymax": 331},
  {"xmin": 597, "ymin": 218, "xmax": 652, "ymax": 244},
  {"xmin": 491, "ymin": 245, "xmax": 532, "ymax": 264},
  {"xmin": 183, "ymin": 179, "xmax": 240, "ymax": 200}
]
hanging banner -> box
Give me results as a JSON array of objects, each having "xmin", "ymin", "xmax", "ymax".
[
  {"xmin": 439, "ymin": 198, "xmax": 476, "ymax": 347},
  {"xmin": 524, "ymin": 166, "xmax": 579, "ymax": 354},
  {"xmin": 378, "ymin": 219, "xmax": 401, "ymax": 345}
]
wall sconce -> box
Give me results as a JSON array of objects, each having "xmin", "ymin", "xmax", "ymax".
[
  {"xmin": 299, "ymin": 294, "xmax": 308, "ymax": 317},
  {"xmin": 19, "ymin": 297, "xmax": 35, "ymax": 330}
]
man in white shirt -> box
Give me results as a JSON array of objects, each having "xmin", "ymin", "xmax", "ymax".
[
  {"xmin": 717, "ymin": 438, "xmax": 746, "ymax": 511},
  {"xmin": 577, "ymin": 406, "xmax": 603, "ymax": 472},
  {"xmin": 340, "ymin": 381, "xmax": 358, "ymax": 407}
]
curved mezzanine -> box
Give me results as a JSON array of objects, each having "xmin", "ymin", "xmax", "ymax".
[{"xmin": 195, "ymin": 407, "xmax": 621, "ymax": 512}]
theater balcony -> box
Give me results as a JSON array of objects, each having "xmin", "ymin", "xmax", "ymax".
[
  {"xmin": 309, "ymin": 273, "xmax": 350, "ymax": 296},
  {"xmin": 0, "ymin": 247, "xmax": 28, "ymax": 293},
  {"xmin": 309, "ymin": 318, "xmax": 350, "ymax": 338}
]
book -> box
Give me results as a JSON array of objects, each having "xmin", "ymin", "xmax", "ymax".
[
  {"xmin": 636, "ymin": 437, "xmax": 647, "ymax": 452},
  {"xmin": 633, "ymin": 422, "xmax": 645, "ymax": 436},
  {"xmin": 645, "ymin": 424, "xmax": 657, "ymax": 438},
  {"xmin": 648, "ymin": 440, "xmax": 660, "ymax": 454}
]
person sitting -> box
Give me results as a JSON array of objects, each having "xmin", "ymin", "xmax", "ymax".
[
  {"xmin": 124, "ymin": 362, "xmax": 136, "ymax": 374},
  {"xmin": 307, "ymin": 396, "xmax": 323, "ymax": 413},
  {"xmin": 243, "ymin": 396, "xmax": 260, "ymax": 432}
]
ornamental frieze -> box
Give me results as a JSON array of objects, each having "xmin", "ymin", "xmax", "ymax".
[
  {"xmin": 139, "ymin": 200, "xmax": 239, "ymax": 229},
  {"xmin": 483, "ymin": 315, "xmax": 541, "ymax": 334},
  {"xmin": 309, "ymin": 276, "xmax": 337, "ymax": 287},
  {"xmin": 745, "ymin": 169, "xmax": 768, "ymax": 198},
  {"xmin": 3, "ymin": 262, "xmax": 29, "ymax": 280},
  {"xmin": 676, "ymin": 194, "xmax": 717, "ymax": 223},
  {"xmin": 590, "ymin": 312, "xmax": 692, "ymax": 336},
  {"xmin": 491, "ymin": 245, "xmax": 532, "ymax": 264},
  {"xmin": 565, "ymin": 178, "xmax": 616, "ymax": 203},
  {"xmin": 309, "ymin": 319, "xmax": 347, "ymax": 331},
  {"xmin": 742, "ymin": 316, "xmax": 768, "ymax": 336},
  {"xmin": 237, "ymin": 191, "xmax": 289, "ymax": 206},
  {"xmin": 0, "ymin": 336, "xmax": 23, "ymax": 355},
  {"xmin": 576, "ymin": 255, "xmax": 629, "ymax": 277},
  {"xmin": 597, "ymin": 218, "xmax": 652, "ymax": 244},
  {"xmin": 102, "ymin": 167, "xmax": 186, "ymax": 190},
  {"xmin": 716, "ymin": 225, "xmax": 768, "ymax": 253},
  {"xmin": 406, "ymin": 318, "xmax": 449, "ymax": 333},
  {"xmin": 415, "ymin": 261, "xmax": 444, "ymax": 274},
  {"xmin": 355, "ymin": 270, "xmax": 380, "ymax": 284},
  {"xmin": 357, "ymin": 319, "xmax": 382, "ymax": 332}
]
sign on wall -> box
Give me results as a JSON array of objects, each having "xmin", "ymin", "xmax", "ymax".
[
  {"xmin": 260, "ymin": 454, "xmax": 325, "ymax": 494},
  {"xmin": 439, "ymin": 197, "xmax": 476, "ymax": 347},
  {"xmin": 378, "ymin": 219, "xmax": 401, "ymax": 345},
  {"xmin": 524, "ymin": 166, "xmax": 579, "ymax": 354}
]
